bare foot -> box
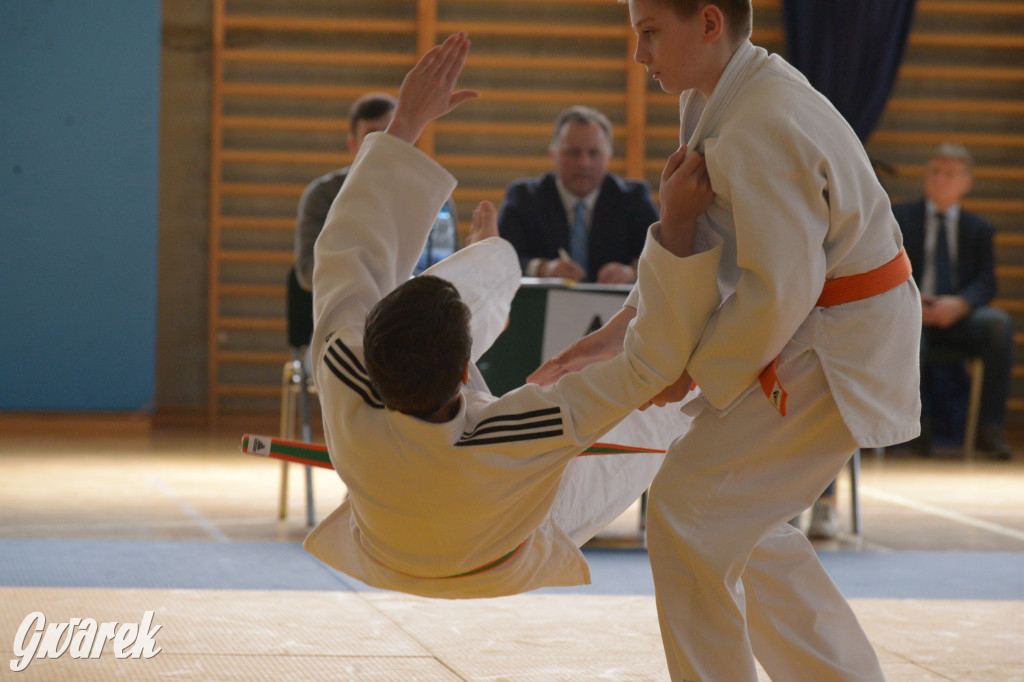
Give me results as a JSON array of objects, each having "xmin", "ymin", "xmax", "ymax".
[{"xmin": 467, "ymin": 200, "xmax": 499, "ymax": 245}]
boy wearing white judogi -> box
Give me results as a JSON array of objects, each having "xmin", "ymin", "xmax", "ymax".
[
  {"xmin": 532, "ymin": 2, "xmax": 921, "ymax": 680},
  {"xmin": 304, "ymin": 33, "xmax": 723, "ymax": 599}
]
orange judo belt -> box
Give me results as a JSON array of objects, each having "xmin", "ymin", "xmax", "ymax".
[{"xmin": 757, "ymin": 247, "xmax": 912, "ymax": 416}]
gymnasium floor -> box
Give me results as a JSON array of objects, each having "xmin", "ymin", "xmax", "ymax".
[{"xmin": 1, "ymin": 415, "xmax": 1022, "ymax": 681}]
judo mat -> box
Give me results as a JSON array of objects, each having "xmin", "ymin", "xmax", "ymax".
[
  {"xmin": 0, "ymin": 538, "xmax": 1022, "ymax": 601},
  {"xmin": 1, "ymin": 426, "xmax": 1023, "ymax": 680},
  {"xmin": 1, "ymin": 585, "xmax": 1021, "ymax": 681},
  {"xmin": 1, "ymin": 540, "xmax": 1022, "ymax": 681}
]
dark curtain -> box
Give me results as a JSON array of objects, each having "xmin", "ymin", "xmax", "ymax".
[{"xmin": 783, "ymin": 0, "xmax": 917, "ymax": 142}]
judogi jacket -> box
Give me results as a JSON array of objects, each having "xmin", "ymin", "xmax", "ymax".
[
  {"xmin": 636, "ymin": 40, "xmax": 922, "ymax": 447},
  {"xmin": 305, "ymin": 132, "xmax": 723, "ymax": 598}
]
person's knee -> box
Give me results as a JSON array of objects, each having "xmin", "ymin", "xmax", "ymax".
[
  {"xmin": 646, "ymin": 488, "xmax": 710, "ymax": 549},
  {"xmin": 972, "ymin": 306, "xmax": 1013, "ymax": 349},
  {"xmin": 646, "ymin": 490, "xmax": 763, "ymax": 567}
]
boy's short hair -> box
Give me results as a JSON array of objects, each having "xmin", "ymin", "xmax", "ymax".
[
  {"xmin": 363, "ymin": 275, "xmax": 472, "ymax": 417},
  {"xmin": 348, "ymin": 92, "xmax": 398, "ymax": 134},
  {"xmin": 552, "ymin": 105, "xmax": 613, "ymax": 146},
  {"xmin": 929, "ymin": 142, "xmax": 974, "ymax": 172},
  {"xmin": 655, "ymin": 0, "xmax": 753, "ymax": 41}
]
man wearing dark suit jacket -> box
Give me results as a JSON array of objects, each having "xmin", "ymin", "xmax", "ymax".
[
  {"xmin": 893, "ymin": 143, "xmax": 1013, "ymax": 460},
  {"xmin": 498, "ymin": 106, "xmax": 659, "ymax": 284}
]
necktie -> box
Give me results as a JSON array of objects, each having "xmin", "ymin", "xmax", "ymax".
[
  {"xmin": 570, "ymin": 200, "xmax": 588, "ymax": 275},
  {"xmin": 934, "ymin": 213, "xmax": 954, "ymax": 295}
]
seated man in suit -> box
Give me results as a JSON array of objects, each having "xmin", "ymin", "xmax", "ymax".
[
  {"xmin": 497, "ymin": 106, "xmax": 659, "ymax": 284},
  {"xmin": 893, "ymin": 143, "xmax": 1014, "ymax": 460}
]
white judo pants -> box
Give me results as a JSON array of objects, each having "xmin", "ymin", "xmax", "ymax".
[{"xmin": 647, "ymin": 349, "xmax": 885, "ymax": 682}]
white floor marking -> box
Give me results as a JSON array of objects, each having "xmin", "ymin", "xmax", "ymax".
[
  {"xmin": 149, "ymin": 476, "xmax": 231, "ymax": 542},
  {"xmin": 861, "ymin": 485, "xmax": 1024, "ymax": 544}
]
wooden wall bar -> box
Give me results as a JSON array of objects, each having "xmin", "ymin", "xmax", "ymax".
[{"xmin": 206, "ymin": 0, "xmax": 1024, "ymax": 418}]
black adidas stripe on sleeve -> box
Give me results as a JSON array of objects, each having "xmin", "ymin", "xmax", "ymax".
[
  {"xmin": 323, "ymin": 340, "xmax": 385, "ymax": 410},
  {"xmin": 456, "ymin": 406, "xmax": 563, "ymax": 447},
  {"xmin": 460, "ymin": 406, "xmax": 560, "ymax": 439},
  {"xmin": 455, "ymin": 429, "xmax": 564, "ymax": 448}
]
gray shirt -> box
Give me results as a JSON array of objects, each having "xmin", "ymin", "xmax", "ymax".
[
  {"xmin": 294, "ymin": 167, "xmax": 350, "ymax": 291},
  {"xmin": 294, "ymin": 165, "xmax": 458, "ymax": 291}
]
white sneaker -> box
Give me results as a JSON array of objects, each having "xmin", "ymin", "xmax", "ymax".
[{"xmin": 807, "ymin": 498, "xmax": 839, "ymax": 539}]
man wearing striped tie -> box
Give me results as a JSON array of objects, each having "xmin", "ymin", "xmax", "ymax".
[{"xmin": 497, "ymin": 106, "xmax": 659, "ymax": 283}]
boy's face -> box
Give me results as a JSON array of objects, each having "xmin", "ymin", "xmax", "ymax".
[{"xmin": 629, "ymin": 0, "xmax": 714, "ymax": 95}]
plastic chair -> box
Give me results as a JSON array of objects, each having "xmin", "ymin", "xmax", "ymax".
[{"xmin": 279, "ymin": 266, "xmax": 317, "ymax": 526}]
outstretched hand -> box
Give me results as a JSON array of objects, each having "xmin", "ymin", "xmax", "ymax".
[
  {"xmin": 386, "ymin": 32, "xmax": 480, "ymax": 144},
  {"xmin": 467, "ymin": 200, "xmax": 499, "ymax": 245},
  {"xmin": 526, "ymin": 306, "xmax": 637, "ymax": 386}
]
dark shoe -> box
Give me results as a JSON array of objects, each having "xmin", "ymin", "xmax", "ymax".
[{"xmin": 976, "ymin": 425, "xmax": 1012, "ymax": 461}]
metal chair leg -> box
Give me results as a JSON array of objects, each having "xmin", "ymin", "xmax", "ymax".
[
  {"xmin": 848, "ymin": 449, "xmax": 861, "ymax": 535},
  {"xmin": 298, "ymin": 361, "xmax": 316, "ymax": 527},
  {"xmin": 964, "ymin": 358, "xmax": 984, "ymax": 461},
  {"xmin": 279, "ymin": 354, "xmax": 319, "ymax": 526},
  {"xmin": 639, "ymin": 489, "xmax": 648, "ymax": 534},
  {"xmin": 278, "ymin": 361, "xmax": 297, "ymax": 520}
]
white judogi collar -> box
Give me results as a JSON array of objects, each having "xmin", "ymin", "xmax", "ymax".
[
  {"xmin": 679, "ymin": 39, "xmax": 760, "ymax": 149},
  {"xmin": 921, "ymin": 199, "xmax": 961, "ymax": 296}
]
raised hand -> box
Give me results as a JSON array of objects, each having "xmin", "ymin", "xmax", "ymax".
[{"xmin": 386, "ymin": 32, "xmax": 480, "ymax": 144}]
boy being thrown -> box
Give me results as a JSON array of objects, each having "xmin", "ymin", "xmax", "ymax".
[{"xmin": 304, "ymin": 32, "xmax": 722, "ymax": 598}]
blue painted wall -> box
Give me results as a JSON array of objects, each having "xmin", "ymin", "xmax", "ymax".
[{"xmin": 0, "ymin": 1, "xmax": 162, "ymax": 410}]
